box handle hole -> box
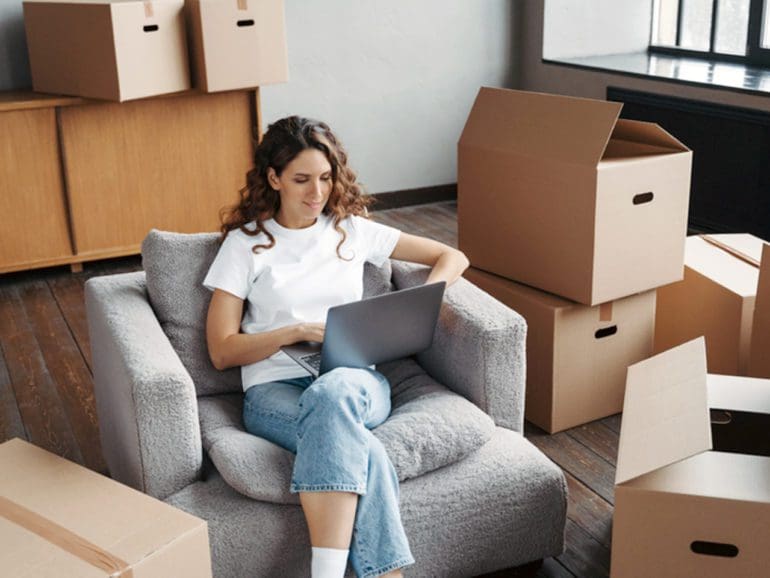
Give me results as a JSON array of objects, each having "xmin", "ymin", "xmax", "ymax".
[
  {"xmin": 237, "ymin": 19, "xmax": 255, "ymax": 27},
  {"xmin": 710, "ymin": 409, "xmax": 733, "ymax": 425},
  {"xmin": 633, "ymin": 192, "xmax": 654, "ymax": 205},
  {"xmin": 595, "ymin": 325, "xmax": 617, "ymax": 339},
  {"xmin": 691, "ymin": 541, "xmax": 739, "ymax": 558},
  {"xmin": 143, "ymin": 25, "xmax": 159, "ymax": 32}
]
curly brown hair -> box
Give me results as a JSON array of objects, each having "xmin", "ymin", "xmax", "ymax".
[{"xmin": 220, "ymin": 116, "xmax": 373, "ymax": 258}]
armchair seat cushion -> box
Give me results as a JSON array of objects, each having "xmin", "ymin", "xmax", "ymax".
[{"xmin": 199, "ymin": 358, "xmax": 496, "ymax": 504}]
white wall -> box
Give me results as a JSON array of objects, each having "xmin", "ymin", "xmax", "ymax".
[
  {"xmin": 543, "ymin": 0, "xmax": 652, "ymax": 59},
  {"xmin": 260, "ymin": 1, "xmax": 515, "ymax": 193},
  {"xmin": 520, "ymin": 0, "xmax": 770, "ymax": 112}
]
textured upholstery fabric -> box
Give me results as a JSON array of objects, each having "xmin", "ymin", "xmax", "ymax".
[
  {"xmin": 140, "ymin": 229, "xmax": 393, "ymax": 397},
  {"xmin": 166, "ymin": 428, "xmax": 567, "ymax": 578},
  {"xmin": 392, "ymin": 260, "xmax": 528, "ymax": 432},
  {"xmin": 199, "ymin": 358, "xmax": 495, "ymax": 504}
]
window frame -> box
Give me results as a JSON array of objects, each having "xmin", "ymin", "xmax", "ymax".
[{"xmin": 648, "ymin": 0, "xmax": 770, "ymax": 67}]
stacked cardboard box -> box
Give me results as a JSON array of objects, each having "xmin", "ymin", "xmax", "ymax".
[
  {"xmin": 612, "ymin": 337, "xmax": 770, "ymax": 577},
  {"xmin": 23, "ymin": 0, "xmax": 288, "ymax": 101},
  {"xmin": 0, "ymin": 438, "xmax": 212, "ymax": 577},
  {"xmin": 459, "ymin": 86, "xmax": 693, "ymax": 433}
]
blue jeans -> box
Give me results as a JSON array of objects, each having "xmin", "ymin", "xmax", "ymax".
[{"xmin": 243, "ymin": 367, "xmax": 415, "ymax": 578}]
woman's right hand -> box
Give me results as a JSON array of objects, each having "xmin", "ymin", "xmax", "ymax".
[{"xmin": 295, "ymin": 322, "xmax": 325, "ymax": 343}]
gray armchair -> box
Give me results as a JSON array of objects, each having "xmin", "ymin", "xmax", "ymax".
[{"xmin": 84, "ymin": 230, "xmax": 567, "ymax": 578}]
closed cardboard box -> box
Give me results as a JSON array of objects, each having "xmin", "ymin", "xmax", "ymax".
[
  {"xmin": 466, "ymin": 267, "xmax": 655, "ymax": 433},
  {"xmin": 186, "ymin": 0, "xmax": 288, "ymax": 92},
  {"xmin": 655, "ymin": 234, "xmax": 766, "ymax": 375},
  {"xmin": 458, "ymin": 87, "xmax": 692, "ymax": 306},
  {"xmin": 23, "ymin": 0, "xmax": 190, "ymax": 101},
  {"xmin": 0, "ymin": 438, "xmax": 212, "ymax": 577},
  {"xmin": 749, "ymin": 243, "xmax": 770, "ymax": 378},
  {"xmin": 611, "ymin": 338, "xmax": 770, "ymax": 578}
]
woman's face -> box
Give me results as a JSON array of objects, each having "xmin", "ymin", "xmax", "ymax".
[{"xmin": 269, "ymin": 148, "xmax": 333, "ymax": 229}]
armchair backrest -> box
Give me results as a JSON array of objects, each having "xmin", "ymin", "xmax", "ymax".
[{"xmin": 141, "ymin": 229, "xmax": 394, "ymax": 397}]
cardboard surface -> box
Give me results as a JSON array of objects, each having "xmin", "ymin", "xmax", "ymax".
[
  {"xmin": 749, "ymin": 243, "xmax": 770, "ymax": 378},
  {"xmin": 611, "ymin": 338, "xmax": 770, "ymax": 577},
  {"xmin": 186, "ymin": 0, "xmax": 288, "ymax": 92},
  {"xmin": 23, "ymin": 0, "xmax": 190, "ymax": 101},
  {"xmin": 458, "ymin": 87, "xmax": 692, "ymax": 306},
  {"xmin": 655, "ymin": 234, "xmax": 765, "ymax": 375},
  {"xmin": 616, "ymin": 338, "xmax": 711, "ymax": 485},
  {"xmin": 0, "ymin": 439, "xmax": 211, "ymax": 577},
  {"xmin": 465, "ymin": 267, "xmax": 655, "ymax": 433}
]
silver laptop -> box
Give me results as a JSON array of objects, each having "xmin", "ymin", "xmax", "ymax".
[{"xmin": 280, "ymin": 281, "xmax": 446, "ymax": 377}]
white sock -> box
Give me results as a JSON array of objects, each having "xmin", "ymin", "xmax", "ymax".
[{"xmin": 311, "ymin": 546, "xmax": 349, "ymax": 578}]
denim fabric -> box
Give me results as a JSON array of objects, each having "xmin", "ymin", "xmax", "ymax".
[{"xmin": 243, "ymin": 367, "xmax": 415, "ymax": 578}]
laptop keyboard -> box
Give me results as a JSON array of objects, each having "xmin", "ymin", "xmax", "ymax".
[{"xmin": 300, "ymin": 352, "xmax": 323, "ymax": 371}]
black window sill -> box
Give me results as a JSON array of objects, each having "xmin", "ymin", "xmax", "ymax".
[{"xmin": 543, "ymin": 51, "xmax": 770, "ymax": 98}]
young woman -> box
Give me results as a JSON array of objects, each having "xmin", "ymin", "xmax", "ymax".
[{"xmin": 204, "ymin": 116, "xmax": 468, "ymax": 578}]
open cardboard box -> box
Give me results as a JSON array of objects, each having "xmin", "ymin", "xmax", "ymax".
[
  {"xmin": 709, "ymin": 373, "xmax": 770, "ymax": 457},
  {"xmin": 611, "ymin": 337, "xmax": 770, "ymax": 577},
  {"xmin": 23, "ymin": 0, "xmax": 190, "ymax": 101},
  {"xmin": 185, "ymin": 0, "xmax": 288, "ymax": 92},
  {"xmin": 0, "ymin": 438, "xmax": 212, "ymax": 577},
  {"xmin": 465, "ymin": 266, "xmax": 655, "ymax": 433},
  {"xmin": 458, "ymin": 87, "xmax": 692, "ymax": 306},
  {"xmin": 749, "ymin": 243, "xmax": 770, "ymax": 378},
  {"xmin": 655, "ymin": 234, "xmax": 766, "ymax": 375}
]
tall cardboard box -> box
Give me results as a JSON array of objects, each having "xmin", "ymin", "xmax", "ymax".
[
  {"xmin": 611, "ymin": 338, "xmax": 770, "ymax": 578},
  {"xmin": 0, "ymin": 438, "xmax": 212, "ymax": 577},
  {"xmin": 655, "ymin": 234, "xmax": 766, "ymax": 375},
  {"xmin": 185, "ymin": 0, "xmax": 288, "ymax": 92},
  {"xmin": 749, "ymin": 243, "xmax": 770, "ymax": 378},
  {"xmin": 458, "ymin": 87, "xmax": 692, "ymax": 306},
  {"xmin": 465, "ymin": 267, "xmax": 655, "ymax": 433},
  {"xmin": 23, "ymin": 0, "xmax": 190, "ymax": 101}
]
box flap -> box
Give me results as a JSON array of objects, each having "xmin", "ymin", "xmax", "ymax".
[
  {"xmin": 610, "ymin": 118, "xmax": 690, "ymax": 152},
  {"xmin": 684, "ymin": 235, "xmax": 760, "ymax": 297},
  {"xmin": 616, "ymin": 337, "xmax": 712, "ymax": 485},
  {"xmin": 708, "ymin": 373, "xmax": 770, "ymax": 414},
  {"xmin": 702, "ymin": 233, "xmax": 765, "ymax": 267},
  {"xmin": 459, "ymin": 86, "xmax": 622, "ymax": 166}
]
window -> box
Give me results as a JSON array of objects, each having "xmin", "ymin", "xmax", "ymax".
[{"xmin": 650, "ymin": 0, "xmax": 770, "ymax": 66}]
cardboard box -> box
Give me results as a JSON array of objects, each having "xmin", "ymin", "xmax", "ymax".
[
  {"xmin": 611, "ymin": 338, "xmax": 770, "ymax": 578},
  {"xmin": 655, "ymin": 234, "xmax": 766, "ymax": 376},
  {"xmin": 23, "ymin": 0, "xmax": 190, "ymax": 101},
  {"xmin": 749, "ymin": 243, "xmax": 770, "ymax": 378},
  {"xmin": 458, "ymin": 87, "xmax": 692, "ymax": 306},
  {"xmin": 709, "ymin": 373, "xmax": 770, "ymax": 457},
  {"xmin": 185, "ymin": 0, "xmax": 288, "ymax": 92},
  {"xmin": 0, "ymin": 438, "xmax": 212, "ymax": 577},
  {"xmin": 465, "ymin": 266, "xmax": 655, "ymax": 433}
]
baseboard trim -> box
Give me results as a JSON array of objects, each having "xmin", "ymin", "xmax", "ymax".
[{"xmin": 369, "ymin": 184, "xmax": 457, "ymax": 211}]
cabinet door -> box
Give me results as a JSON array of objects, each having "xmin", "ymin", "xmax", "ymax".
[
  {"xmin": 59, "ymin": 91, "xmax": 254, "ymax": 257},
  {"xmin": 0, "ymin": 108, "xmax": 74, "ymax": 272}
]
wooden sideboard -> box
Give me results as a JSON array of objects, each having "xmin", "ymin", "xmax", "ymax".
[{"xmin": 0, "ymin": 88, "xmax": 260, "ymax": 273}]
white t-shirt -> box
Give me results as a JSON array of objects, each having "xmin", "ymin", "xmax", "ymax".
[{"xmin": 203, "ymin": 213, "xmax": 401, "ymax": 390}]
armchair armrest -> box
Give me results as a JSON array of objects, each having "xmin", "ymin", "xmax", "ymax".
[
  {"xmin": 391, "ymin": 261, "xmax": 527, "ymax": 432},
  {"xmin": 85, "ymin": 271, "xmax": 202, "ymax": 500}
]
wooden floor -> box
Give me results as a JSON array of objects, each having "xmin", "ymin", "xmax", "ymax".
[{"xmin": 0, "ymin": 201, "xmax": 615, "ymax": 578}]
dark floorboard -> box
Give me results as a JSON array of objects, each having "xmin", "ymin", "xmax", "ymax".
[{"xmin": 0, "ymin": 201, "xmax": 620, "ymax": 578}]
